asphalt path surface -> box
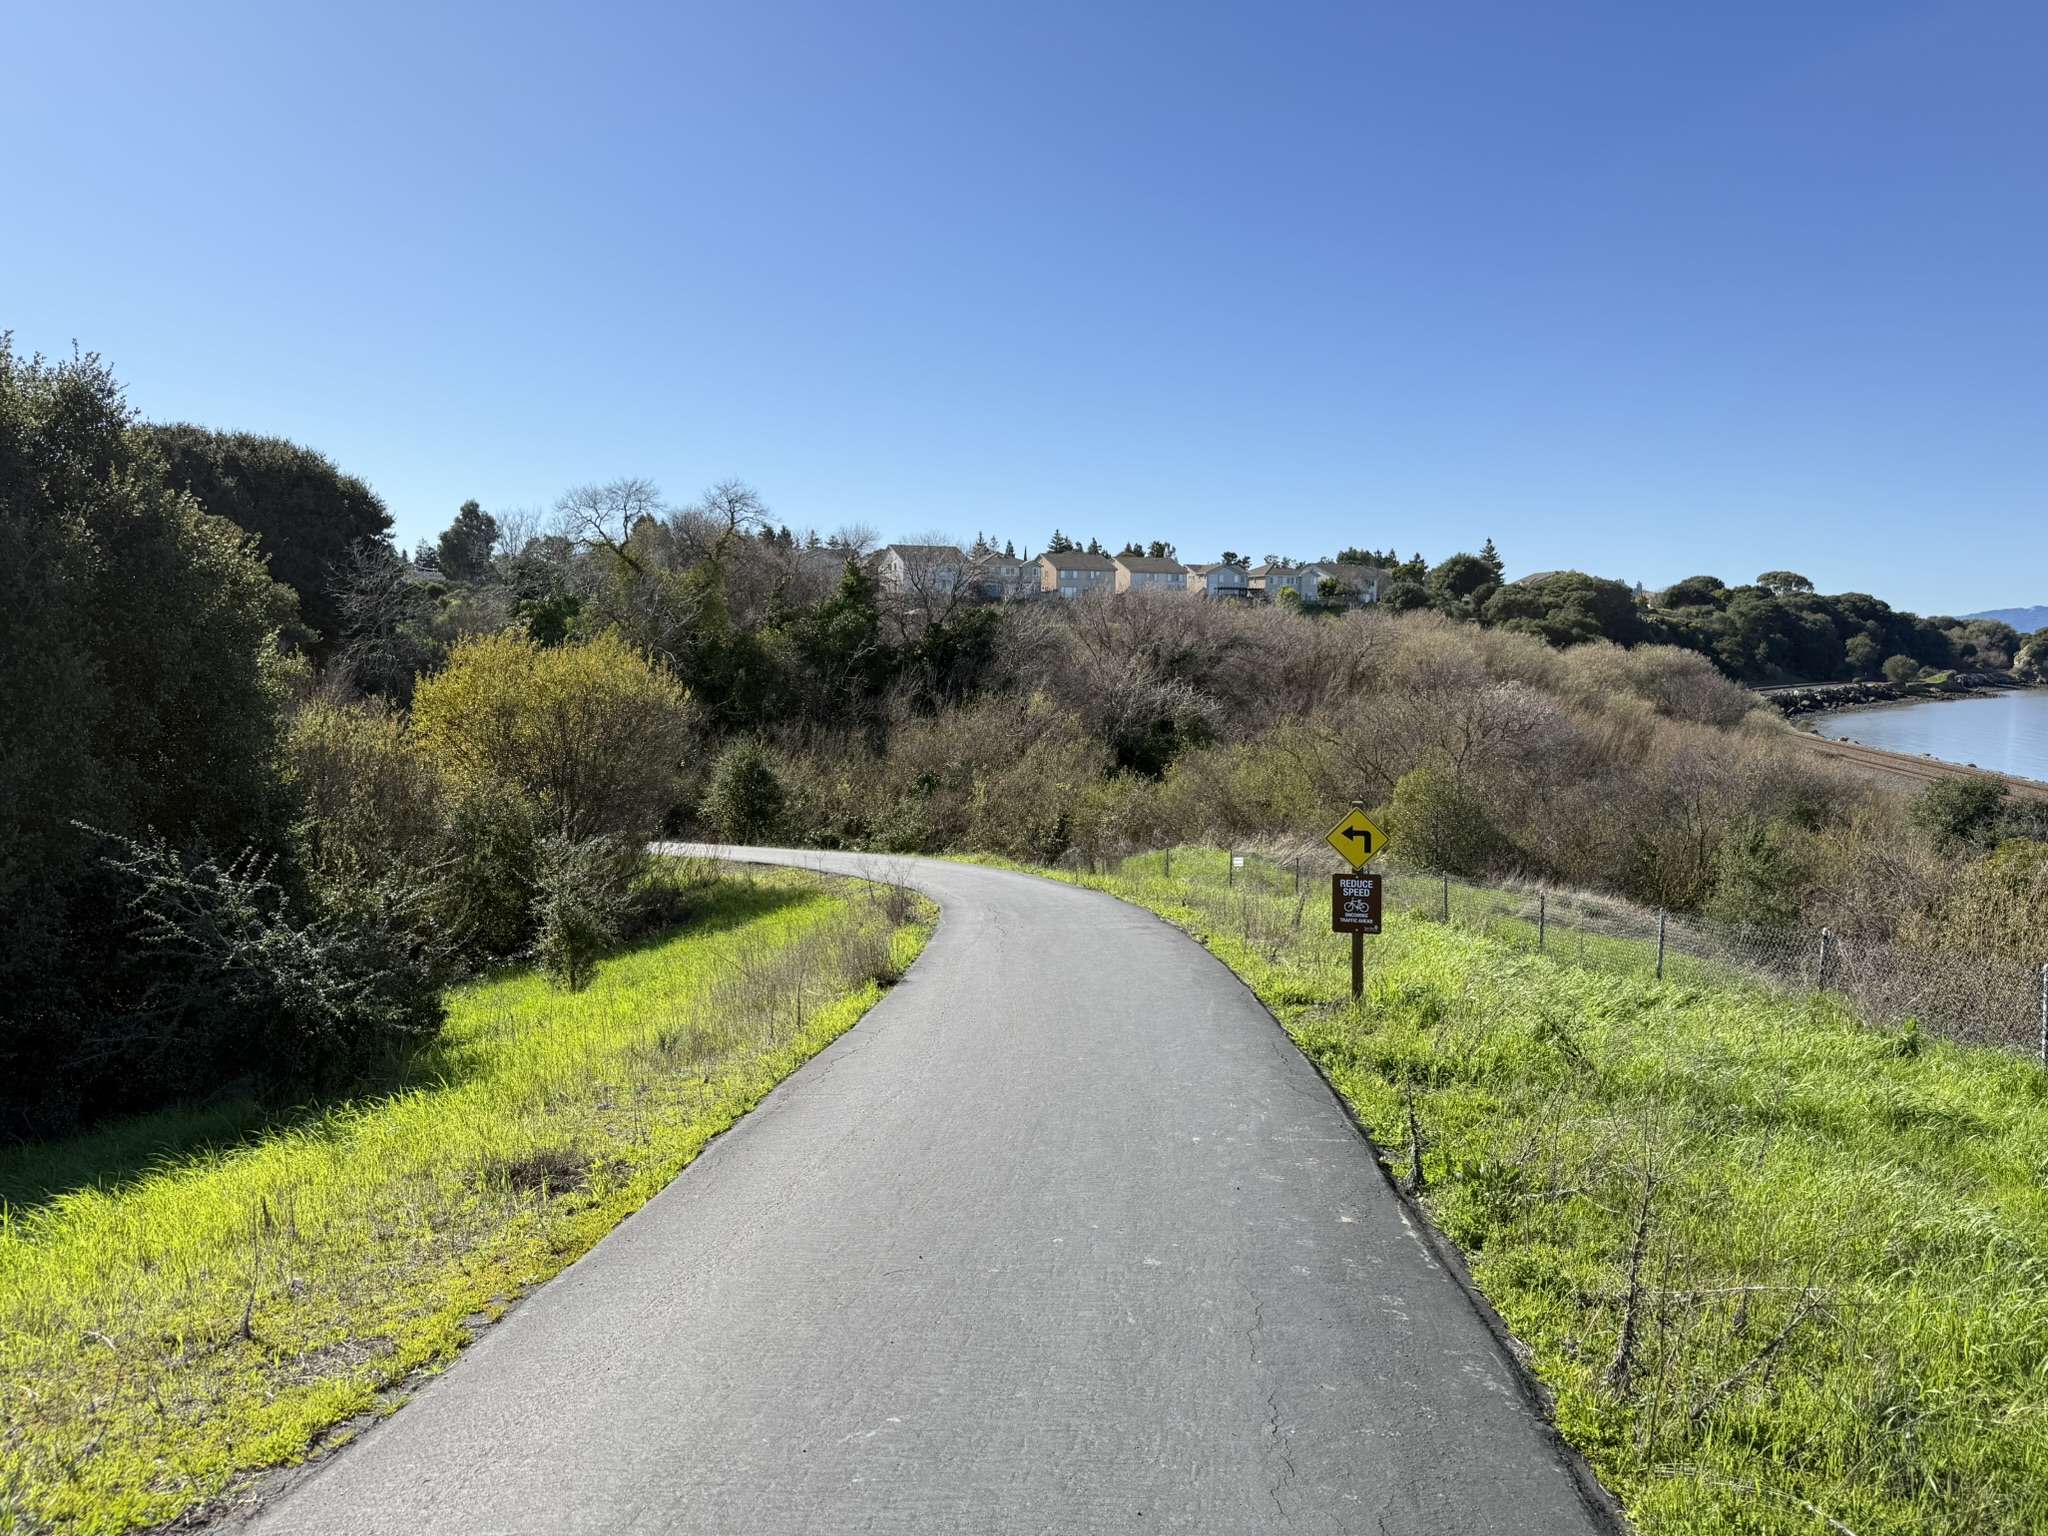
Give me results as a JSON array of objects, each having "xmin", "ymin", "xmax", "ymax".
[{"xmin": 244, "ymin": 849, "xmax": 1613, "ymax": 1535}]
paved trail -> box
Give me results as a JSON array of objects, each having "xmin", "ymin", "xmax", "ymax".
[{"xmin": 246, "ymin": 851, "xmax": 1611, "ymax": 1535}]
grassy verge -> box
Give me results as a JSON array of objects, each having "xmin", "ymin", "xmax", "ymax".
[
  {"xmin": 0, "ymin": 864, "xmax": 933, "ymax": 1536},
  {"xmin": 1038, "ymin": 850, "xmax": 2048, "ymax": 1536}
]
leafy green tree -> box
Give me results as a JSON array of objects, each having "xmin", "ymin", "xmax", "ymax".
[
  {"xmin": 1, "ymin": 344, "xmax": 325, "ymax": 1130},
  {"xmin": 1659, "ymin": 575, "xmax": 1726, "ymax": 609},
  {"xmin": 1882, "ymin": 654, "xmax": 1922, "ymax": 685},
  {"xmin": 435, "ymin": 499, "xmax": 499, "ymax": 582},
  {"xmin": 1755, "ymin": 571, "xmax": 1816, "ymax": 597},
  {"xmin": 1427, "ymin": 553, "xmax": 1497, "ymax": 613},
  {"xmin": 774, "ymin": 559, "xmax": 893, "ymax": 718},
  {"xmin": 1704, "ymin": 819, "xmax": 1806, "ymax": 927},
  {"xmin": 1476, "ymin": 570, "xmax": 1640, "ymax": 647},
  {"xmin": 518, "ymin": 592, "xmax": 583, "ymax": 646},
  {"xmin": 149, "ymin": 424, "xmax": 391, "ymax": 653},
  {"xmin": 1336, "ymin": 545, "xmax": 1401, "ymax": 567},
  {"xmin": 1844, "ymin": 634, "xmax": 1884, "ymax": 675},
  {"xmin": 1382, "ymin": 580, "xmax": 1431, "ymax": 612}
]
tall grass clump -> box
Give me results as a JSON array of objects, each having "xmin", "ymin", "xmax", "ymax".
[
  {"xmin": 0, "ymin": 864, "xmax": 932, "ymax": 1536},
  {"xmin": 1054, "ymin": 849, "xmax": 2048, "ymax": 1536}
]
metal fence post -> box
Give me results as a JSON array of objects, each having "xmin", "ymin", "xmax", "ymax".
[
  {"xmin": 1442, "ymin": 872, "xmax": 1450, "ymax": 924},
  {"xmin": 1655, "ymin": 910, "xmax": 1667, "ymax": 980},
  {"xmin": 1538, "ymin": 891, "xmax": 1546, "ymax": 953},
  {"xmin": 1817, "ymin": 927, "xmax": 1832, "ymax": 991},
  {"xmin": 2038, "ymin": 962, "xmax": 2046, "ymax": 1070},
  {"xmin": 1163, "ymin": 847, "xmax": 1171, "ymax": 879},
  {"xmin": 1227, "ymin": 850, "xmax": 1234, "ymax": 887},
  {"xmin": 1294, "ymin": 857, "xmax": 1300, "ymax": 896}
]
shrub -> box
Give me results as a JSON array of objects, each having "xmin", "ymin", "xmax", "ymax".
[
  {"xmin": 1388, "ymin": 763, "xmax": 1512, "ymax": 876},
  {"xmin": 1908, "ymin": 775, "xmax": 2007, "ymax": 852},
  {"xmin": 436, "ymin": 780, "xmax": 541, "ymax": 960},
  {"xmin": 288, "ymin": 698, "xmax": 443, "ymax": 892},
  {"xmin": 412, "ymin": 629, "xmax": 692, "ymax": 840},
  {"xmin": 699, "ymin": 739, "xmax": 786, "ymax": 844},
  {"xmin": 90, "ymin": 835, "xmax": 445, "ymax": 1104},
  {"xmin": 1882, "ymin": 653, "xmax": 1922, "ymax": 685},
  {"xmin": 1703, "ymin": 818, "xmax": 1807, "ymax": 928},
  {"xmin": 531, "ymin": 835, "xmax": 643, "ymax": 991}
]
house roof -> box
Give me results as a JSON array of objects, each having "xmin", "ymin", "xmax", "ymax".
[
  {"xmin": 1186, "ymin": 562, "xmax": 1248, "ymax": 577},
  {"xmin": 1113, "ymin": 555, "xmax": 1188, "ymax": 574},
  {"xmin": 1249, "ymin": 563, "xmax": 1302, "ymax": 579},
  {"xmin": 1036, "ymin": 550, "xmax": 1118, "ymax": 571},
  {"xmin": 884, "ymin": 543, "xmax": 967, "ymax": 563}
]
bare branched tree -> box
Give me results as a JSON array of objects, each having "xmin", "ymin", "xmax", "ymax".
[
  {"xmin": 555, "ymin": 479, "xmax": 667, "ymax": 569},
  {"xmin": 329, "ymin": 540, "xmax": 437, "ymax": 701},
  {"xmin": 828, "ymin": 523, "xmax": 881, "ymax": 558}
]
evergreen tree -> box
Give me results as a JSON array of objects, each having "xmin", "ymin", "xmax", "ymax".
[{"xmin": 435, "ymin": 500, "xmax": 499, "ymax": 583}]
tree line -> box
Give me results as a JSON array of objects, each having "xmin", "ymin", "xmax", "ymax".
[{"xmin": 6, "ymin": 338, "xmax": 2038, "ymax": 1138}]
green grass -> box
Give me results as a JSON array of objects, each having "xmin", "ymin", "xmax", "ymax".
[
  {"xmin": 0, "ymin": 866, "xmax": 932, "ymax": 1536},
  {"xmin": 1042, "ymin": 849, "xmax": 2048, "ymax": 1536}
]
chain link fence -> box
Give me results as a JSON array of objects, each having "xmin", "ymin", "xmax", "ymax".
[{"xmin": 1193, "ymin": 846, "xmax": 2048, "ymax": 1061}]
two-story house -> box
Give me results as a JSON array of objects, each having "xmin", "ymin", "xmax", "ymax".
[
  {"xmin": 873, "ymin": 544, "xmax": 968, "ymax": 596},
  {"xmin": 1037, "ymin": 550, "xmax": 1118, "ymax": 597},
  {"xmin": 1112, "ymin": 554, "xmax": 1189, "ymax": 592},
  {"xmin": 973, "ymin": 549, "xmax": 1038, "ymax": 600},
  {"xmin": 1183, "ymin": 562, "xmax": 1251, "ymax": 597},
  {"xmin": 1249, "ymin": 563, "xmax": 1311, "ymax": 601}
]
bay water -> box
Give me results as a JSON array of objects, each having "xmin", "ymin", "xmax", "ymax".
[{"xmin": 1810, "ymin": 689, "xmax": 2048, "ymax": 784}]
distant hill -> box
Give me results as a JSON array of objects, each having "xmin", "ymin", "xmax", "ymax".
[{"xmin": 1963, "ymin": 607, "xmax": 2048, "ymax": 633}]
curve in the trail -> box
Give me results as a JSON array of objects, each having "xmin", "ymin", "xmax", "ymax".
[{"xmin": 242, "ymin": 849, "xmax": 1614, "ymax": 1535}]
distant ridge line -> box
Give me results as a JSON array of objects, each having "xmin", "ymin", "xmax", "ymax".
[{"xmin": 1962, "ymin": 606, "xmax": 2048, "ymax": 631}]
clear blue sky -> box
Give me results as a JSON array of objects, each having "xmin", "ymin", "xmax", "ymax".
[{"xmin": 3, "ymin": 2, "xmax": 2042, "ymax": 614}]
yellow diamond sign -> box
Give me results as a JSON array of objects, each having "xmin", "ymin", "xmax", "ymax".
[{"xmin": 1325, "ymin": 808, "xmax": 1386, "ymax": 870}]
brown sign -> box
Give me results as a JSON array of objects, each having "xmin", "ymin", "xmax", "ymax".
[{"xmin": 1331, "ymin": 873, "xmax": 1382, "ymax": 935}]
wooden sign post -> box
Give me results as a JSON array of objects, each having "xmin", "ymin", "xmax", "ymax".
[{"xmin": 1331, "ymin": 873, "xmax": 1382, "ymax": 997}]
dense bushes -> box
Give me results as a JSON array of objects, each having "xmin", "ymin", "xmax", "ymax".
[
  {"xmin": 411, "ymin": 630, "xmax": 692, "ymax": 841},
  {"xmin": 93, "ymin": 835, "xmax": 445, "ymax": 1104},
  {"xmin": 0, "ymin": 345, "xmax": 352, "ymax": 1136},
  {"xmin": 291, "ymin": 632, "xmax": 698, "ymax": 983}
]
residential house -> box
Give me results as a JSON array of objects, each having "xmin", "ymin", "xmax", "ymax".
[
  {"xmin": 1036, "ymin": 549, "xmax": 1119, "ymax": 597},
  {"xmin": 1249, "ymin": 563, "xmax": 1311, "ymax": 601},
  {"xmin": 1298, "ymin": 562, "xmax": 1389, "ymax": 606},
  {"xmin": 1183, "ymin": 561, "xmax": 1251, "ymax": 597},
  {"xmin": 873, "ymin": 544, "xmax": 969, "ymax": 597},
  {"xmin": 973, "ymin": 549, "xmax": 1038, "ymax": 600},
  {"xmin": 1112, "ymin": 553, "xmax": 1189, "ymax": 592}
]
